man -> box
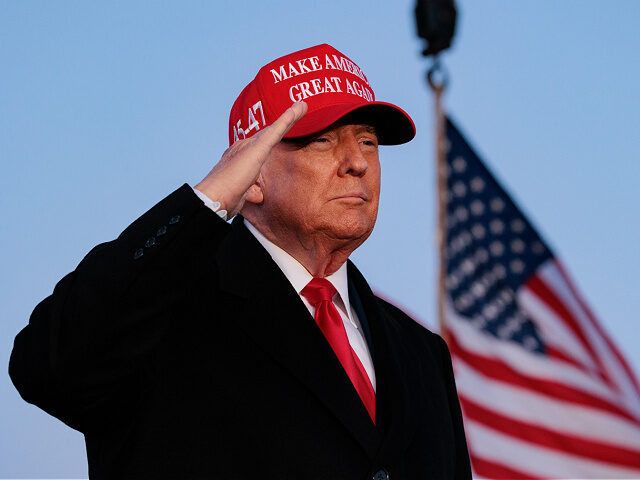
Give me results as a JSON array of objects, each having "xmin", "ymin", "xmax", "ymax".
[{"xmin": 10, "ymin": 44, "xmax": 471, "ymax": 479}]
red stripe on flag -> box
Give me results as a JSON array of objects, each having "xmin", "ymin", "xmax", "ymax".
[
  {"xmin": 545, "ymin": 344, "xmax": 600, "ymax": 377},
  {"xmin": 555, "ymin": 259, "xmax": 640, "ymax": 398},
  {"xmin": 460, "ymin": 395, "xmax": 640, "ymax": 469},
  {"xmin": 525, "ymin": 274, "xmax": 612, "ymax": 387},
  {"xmin": 447, "ymin": 333, "xmax": 640, "ymax": 425},
  {"xmin": 470, "ymin": 454, "xmax": 542, "ymax": 479}
]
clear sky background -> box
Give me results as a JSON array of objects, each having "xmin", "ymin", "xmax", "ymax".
[{"xmin": 2, "ymin": 1, "xmax": 639, "ymax": 477}]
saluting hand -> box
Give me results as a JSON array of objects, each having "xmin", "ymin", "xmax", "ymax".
[{"xmin": 195, "ymin": 101, "xmax": 308, "ymax": 218}]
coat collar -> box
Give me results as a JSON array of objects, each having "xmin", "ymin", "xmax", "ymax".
[{"xmin": 215, "ymin": 216, "xmax": 418, "ymax": 459}]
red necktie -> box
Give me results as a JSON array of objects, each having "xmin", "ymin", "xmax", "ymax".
[{"xmin": 301, "ymin": 278, "xmax": 376, "ymax": 423}]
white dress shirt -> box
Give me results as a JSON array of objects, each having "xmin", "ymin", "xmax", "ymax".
[{"xmin": 192, "ymin": 186, "xmax": 376, "ymax": 390}]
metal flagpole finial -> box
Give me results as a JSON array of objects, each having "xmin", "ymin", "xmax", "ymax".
[
  {"xmin": 415, "ymin": 0, "xmax": 456, "ymax": 92},
  {"xmin": 415, "ymin": 0, "xmax": 457, "ymax": 58}
]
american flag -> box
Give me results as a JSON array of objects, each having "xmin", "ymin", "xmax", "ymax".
[{"xmin": 442, "ymin": 117, "xmax": 640, "ymax": 479}]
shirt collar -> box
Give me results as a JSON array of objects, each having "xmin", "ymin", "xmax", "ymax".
[{"xmin": 244, "ymin": 219, "xmax": 355, "ymax": 326}]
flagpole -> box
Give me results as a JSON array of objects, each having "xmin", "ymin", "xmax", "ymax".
[
  {"xmin": 413, "ymin": 0, "xmax": 456, "ymax": 340},
  {"xmin": 428, "ymin": 60, "xmax": 448, "ymax": 340}
]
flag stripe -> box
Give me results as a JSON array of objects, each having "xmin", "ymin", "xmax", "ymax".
[
  {"xmin": 470, "ymin": 455, "xmax": 541, "ymax": 480},
  {"xmin": 545, "ymin": 345, "xmax": 595, "ymax": 374},
  {"xmin": 555, "ymin": 260, "xmax": 640, "ymax": 398},
  {"xmin": 466, "ymin": 420, "xmax": 640, "ymax": 478},
  {"xmin": 525, "ymin": 274, "xmax": 609, "ymax": 384},
  {"xmin": 539, "ymin": 261, "xmax": 640, "ymax": 406},
  {"xmin": 518, "ymin": 285, "xmax": 598, "ymax": 372},
  {"xmin": 453, "ymin": 358, "xmax": 640, "ymax": 450},
  {"xmin": 448, "ymin": 332, "xmax": 640, "ymax": 424},
  {"xmin": 460, "ymin": 395, "xmax": 640, "ymax": 469},
  {"xmin": 447, "ymin": 304, "xmax": 625, "ymax": 405}
]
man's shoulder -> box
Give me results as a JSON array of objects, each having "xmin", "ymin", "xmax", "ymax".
[
  {"xmin": 370, "ymin": 294, "xmax": 455, "ymax": 386},
  {"xmin": 373, "ymin": 295, "xmax": 447, "ymax": 349},
  {"xmin": 346, "ymin": 260, "xmax": 447, "ymax": 351}
]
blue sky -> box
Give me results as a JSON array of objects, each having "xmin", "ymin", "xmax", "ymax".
[{"xmin": 2, "ymin": 1, "xmax": 639, "ymax": 476}]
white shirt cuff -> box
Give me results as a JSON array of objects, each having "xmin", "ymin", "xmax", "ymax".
[{"xmin": 192, "ymin": 187, "xmax": 228, "ymax": 220}]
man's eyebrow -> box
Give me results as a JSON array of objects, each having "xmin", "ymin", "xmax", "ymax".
[{"xmin": 281, "ymin": 133, "xmax": 319, "ymax": 147}]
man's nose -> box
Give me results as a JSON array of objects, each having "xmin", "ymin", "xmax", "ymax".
[{"xmin": 337, "ymin": 138, "xmax": 369, "ymax": 177}]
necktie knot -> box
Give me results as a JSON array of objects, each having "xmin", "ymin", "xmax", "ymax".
[{"xmin": 301, "ymin": 278, "xmax": 337, "ymax": 306}]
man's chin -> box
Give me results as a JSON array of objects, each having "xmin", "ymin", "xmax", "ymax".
[{"xmin": 322, "ymin": 217, "xmax": 376, "ymax": 244}]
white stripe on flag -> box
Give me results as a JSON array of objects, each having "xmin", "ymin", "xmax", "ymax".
[{"xmin": 466, "ymin": 420, "xmax": 640, "ymax": 479}]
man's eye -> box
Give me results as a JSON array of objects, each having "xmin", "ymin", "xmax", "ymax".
[{"xmin": 313, "ymin": 137, "xmax": 329, "ymax": 143}]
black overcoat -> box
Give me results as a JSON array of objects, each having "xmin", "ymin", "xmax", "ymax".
[{"xmin": 10, "ymin": 184, "xmax": 471, "ymax": 480}]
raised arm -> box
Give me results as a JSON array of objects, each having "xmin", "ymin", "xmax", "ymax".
[{"xmin": 9, "ymin": 102, "xmax": 307, "ymax": 432}]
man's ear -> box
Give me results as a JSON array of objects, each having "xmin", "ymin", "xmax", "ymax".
[{"xmin": 244, "ymin": 179, "xmax": 264, "ymax": 205}]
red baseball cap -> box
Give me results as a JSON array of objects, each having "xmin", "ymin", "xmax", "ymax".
[{"xmin": 228, "ymin": 44, "xmax": 415, "ymax": 146}]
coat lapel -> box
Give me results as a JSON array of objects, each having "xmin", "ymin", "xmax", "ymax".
[
  {"xmin": 347, "ymin": 262, "xmax": 419, "ymax": 462},
  {"xmin": 214, "ymin": 217, "xmax": 381, "ymax": 458}
]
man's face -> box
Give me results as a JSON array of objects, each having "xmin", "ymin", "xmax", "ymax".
[{"xmin": 258, "ymin": 122, "xmax": 381, "ymax": 249}]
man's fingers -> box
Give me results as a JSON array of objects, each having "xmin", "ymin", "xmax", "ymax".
[
  {"xmin": 194, "ymin": 101, "xmax": 307, "ymax": 218},
  {"xmin": 278, "ymin": 100, "xmax": 308, "ymax": 136},
  {"xmin": 259, "ymin": 101, "xmax": 308, "ymax": 147}
]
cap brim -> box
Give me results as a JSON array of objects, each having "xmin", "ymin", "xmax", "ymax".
[{"xmin": 284, "ymin": 102, "xmax": 416, "ymax": 146}]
